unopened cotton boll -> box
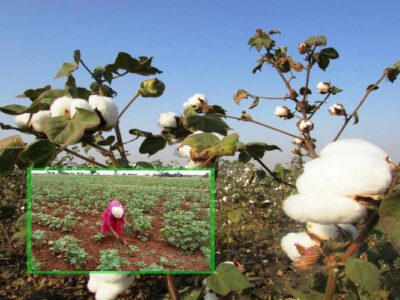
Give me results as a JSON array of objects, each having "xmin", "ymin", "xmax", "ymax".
[
  {"xmin": 283, "ymin": 193, "xmax": 367, "ymax": 224},
  {"xmin": 14, "ymin": 113, "xmax": 31, "ymax": 129},
  {"xmin": 280, "ymin": 232, "xmax": 318, "ymax": 262},
  {"xmin": 50, "ymin": 96, "xmax": 73, "ymax": 117},
  {"xmin": 296, "ymin": 154, "xmax": 392, "ymax": 196},
  {"xmin": 328, "ymin": 103, "xmax": 345, "ymax": 116},
  {"xmin": 159, "ymin": 112, "xmax": 178, "ymax": 128},
  {"xmin": 320, "ymin": 139, "xmax": 388, "ymax": 160},
  {"xmin": 31, "ymin": 110, "xmax": 51, "ymax": 132},
  {"xmin": 70, "ymin": 98, "xmax": 94, "ymax": 117},
  {"xmin": 187, "ymin": 93, "xmax": 207, "ymax": 107},
  {"xmin": 316, "ymin": 82, "xmax": 331, "ymax": 94},
  {"xmin": 89, "ymin": 95, "xmax": 119, "ymax": 130}
]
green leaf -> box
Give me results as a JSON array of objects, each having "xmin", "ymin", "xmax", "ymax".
[
  {"xmin": 115, "ymin": 158, "xmax": 130, "ymax": 168},
  {"xmin": 331, "ymin": 86, "xmax": 343, "ymax": 95},
  {"xmin": 248, "ymin": 32, "xmax": 275, "ymax": 51},
  {"xmin": 317, "ymin": 53, "xmax": 330, "ymax": 71},
  {"xmin": 76, "ymin": 87, "xmax": 92, "ymax": 100},
  {"xmin": 353, "ymin": 112, "xmax": 359, "ymax": 125},
  {"xmin": 207, "ymin": 134, "xmax": 239, "ymax": 157},
  {"xmin": 238, "ymin": 151, "xmax": 252, "ymax": 163},
  {"xmin": 0, "ymin": 135, "xmax": 25, "ymax": 176},
  {"xmin": 55, "ymin": 62, "xmax": 78, "ymax": 79},
  {"xmin": 12, "ymin": 213, "xmax": 27, "ymax": 244},
  {"xmin": 105, "ymin": 52, "xmax": 162, "ymax": 77},
  {"xmin": 182, "ymin": 289, "xmax": 202, "ymax": 300},
  {"xmin": 36, "ymin": 89, "xmax": 67, "ymax": 105},
  {"xmin": 139, "ymin": 136, "xmax": 166, "ymax": 156},
  {"xmin": 65, "ymin": 75, "xmax": 77, "ymax": 97},
  {"xmin": 244, "ymin": 142, "xmax": 281, "ymax": 159},
  {"xmin": 186, "ymin": 114, "xmax": 229, "ymax": 135},
  {"xmin": 305, "ymin": 35, "xmax": 327, "ymax": 47},
  {"xmin": 206, "ymin": 262, "xmax": 253, "ymax": 296},
  {"xmin": 180, "ymin": 133, "xmax": 220, "ymax": 152},
  {"xmin": 300, "ymin": 87, "xmax": 312, "ymax": 95},
  {"xmin": 379, "ymin": 190, "xmax": 400, "ymax": 253},
  {"xmin": 19, "ymin": 140, "xmax": 59, "ymax": 167},
  {"xmin": 227, "ymin": 208, "xmax": 245, "ymax": 223},
  {"xmin": 0, "ymin": 104, "xmax": 30, "ymax": 115},
  {"xmin": 285, "ymin": 284, "xmax": 324, "ymax": 300},
  {"xmin": 129, "ymin": 128, "xmax": 154, "ymax": 138},
  {"xmin": 321, "ymin": 47, "xmax": 339, "ymax": 59},
  {"xmin": 268, "ymin": 29, "xmax": 281, "ymax": 35},
  {"xmin": 345, "ymin": 257, "xmax": 380, "ymax": 294},
  {"xmin": 210, "ymin": 105, "xmax": 226, "ymax": 115},
  {"xmin": 16, "ymin": 85, "xmax": 51, "ymax": 101},
  {"xmin": 256, "ymin": 170, "xmax": 266, "ymax": 179},
  {"xmin": 73, "ymin": 50, "xmax": 81, "ymax": 64},
  {"xmin": 43, "ymin": 108, "xmax": 100, "ymax": 145},
  {"xmin": 274, "ymin": 163, "xmax": 288, "ymax": 180}
]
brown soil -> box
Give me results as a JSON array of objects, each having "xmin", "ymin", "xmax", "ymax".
[{"xmin": 31, "ymin": 197, "xmax": 209, "ymax": 272}]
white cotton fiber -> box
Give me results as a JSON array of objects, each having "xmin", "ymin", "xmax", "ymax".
[
  {"xmin": 187, "ymin": 93, "xmax": 207, "ymax": 107},
  {"xmin": 178, "ymin": 145, "xmax": 192, "ymax": 157},
  {"xmin": 50, "ymin": 96, "xmax": 73, "ymax": 117},
  {"xmin": 89, "ymin": 95, "xmax": 119, "ymax": 130},
  {"xmin": 159, "ymin": 112, "xmax": 177, "ymax": 128},
  {"xmin": 320, "ymin": 139, "xmax": 388, "ymax": 160},
  {"xmin": 280, "ymin": 232, "xmax": 318, "ymax": 262},
  {"xmin": 306, "ymin": 222, "xmax": 359, "ymax": 241},
  {"xmin": 283, "ymin": 193, "xmax": 367, "ymax": 224},
  {"xmin": 31, "ymin": 110, "xmax": 51, "ymax": 133},
  {"xmin": 296, "ymin": 154, "xmax": 392, "ymax": 196},
  {"xmin": 88, "ymin": 274, "xmax": 134, "ymax": 300},
  {"xmin": 70, "ymin": 98, "xmax": 94, "ymax": 117},
  {"xmin": 14, "ymin": 113, "xmax": 31, "ymax": 129}
]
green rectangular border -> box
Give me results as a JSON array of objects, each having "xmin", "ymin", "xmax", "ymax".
[{"xmin": 27, "ymin": 167, "xmax": 216, "ymax": 275}]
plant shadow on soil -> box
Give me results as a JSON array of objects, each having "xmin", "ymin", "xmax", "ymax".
[{"xmin": 31, "ymin": 197, "xmax": 209, "ymax": 272}]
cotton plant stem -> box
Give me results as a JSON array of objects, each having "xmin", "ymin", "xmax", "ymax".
[
  {"xmin": 114, "ymin": 122, "xmax": 127, "ymax": 160},
  {"xmin": 84, "ymin": 140, "xmax": 119, "ymax": 167},
  {"xmin": 254, "ymin": 158, "xmax": 296, "ymax": 189},
  {"xmin": 324, "ymin": 268, "xmax": 339, "ymax": 300},
  {"xmin": 308, "ymin": 93, "xmax": 332, "ymax": 120},
  {"xmin": 117, "ymin": 91, "xmax": 141, "ymax": 121},
  {"xmin": 250, "ymin": 94, "xmax": 290, "ymax": 100},
  {"xmin": 166, "ymin": 275, "xmax": 180, "ymax": 300},
  {"xmin": 63, "ymin": 148, "xmax": 107, "ymax": 167},
  {"xmin": 217, "ymin": 114, "xmax": 303, "ymax": 140},
  {"xmin": 333, "ymin": 72, "xmax": 387, "ymax": 141}
]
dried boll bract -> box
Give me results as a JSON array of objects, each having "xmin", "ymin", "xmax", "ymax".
[
  {"xmin": 316, "ymin": 82, "xmax": 331, "ymax": 94},
  {"xmin": 280, "ymin": 232, "xmax": 319, "ymax": 262}
]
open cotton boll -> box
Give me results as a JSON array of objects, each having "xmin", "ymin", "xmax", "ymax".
[
  {"xmin": 320, "ymin": 139, "xmax": 388, "ymax": 159},
  {"xmin": 14, "ymin": 113, "xmax": 31, "ymax": 129},
  {"xmin": 185, "ymin": 159, "xmax": 204, "ymax": 168},
  {"xmin": 70, "ymin": 98, "xmax": 94, "ymax": 117},
  {"xmin": 159, "ymin": 112, "xmax": 178, "ymax": 128},
  {"xmin": 280, "ymin": 232, "xmax": 318, "ymax": 262},
  {"xmin": 338, "ymin": 224, "xmax": 359, "ymax": 241},
  {"xmin": 283, "ymin": 193, "xmax": 367, "ymax": 224},
  {"xmin": 178, "ymin": 145, "xmax": 192, "ymax": 157},
  {"xmin": 50, "ymin": 96, "xmax": 73, "ymax": 117},
  {"xmin": 94, "ymin": 276, "xmax": 134, "ymax": 300},
  {"xmin": 88, "ymin": 274, "xmax": 126, "ymax": 292},
  {"xmin": 296, "ymin": 154, "xmax": 392, "ymax": 196},
  {"xmin": 89, "ymin": 95, "xmax": 119, "ymax": 130},
  {"xmin": 31, "ymin": 110, "xmax": 51, "ymax": 132},
  {"xmin": 187, "ymin": 93, "xmax": 207, "ymax": 107},
  {"xmin": 306, "ymin": 222, "xmax": 341, "ymax": 241}
]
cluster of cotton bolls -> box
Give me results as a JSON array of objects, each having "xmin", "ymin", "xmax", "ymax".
[
  {"xmin": 14, "ymin": 95, "xmax": 119, "ymax": 133},
  {"xmin": 87, "ymin": 274, "xmax": 135, "ymax": 300},
  {"xmin": 280, "ymin": 139, "xmax": 394, "ymax": 269}
]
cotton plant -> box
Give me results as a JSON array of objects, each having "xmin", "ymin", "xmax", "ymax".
[{"xmin": 280, "ymin": 139, "xmax": 394, "ymax": 270}]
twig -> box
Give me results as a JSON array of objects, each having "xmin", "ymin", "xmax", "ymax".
[
  {"xmin": 309, "ymin": 93, "xmax": 332, "ymax": 120},
  {"xmin": 114, "ymin": 122, "xmax": 127, "ymax": 160},
  {"xmin": 250, "ymin": 94, "xmax": 290, "ymax": 101},
  {"xmin": 63, "ymin": 148, "xmax": 107, "ymax": 168},
  {"xmin": 217, "ymin": 114, "xmax": 303, "ymax": 140},
  {"xmin": 79, "ymin": 59, "xmax": 95, "ymax": 78},
  {"xmin": 0, "ymin": 122, "xmax": 26, "ymax": 133},
  {"xmin": 84, "ymin": 139, "xmax": 119, "ymax": 167},
  {"xmin": 333, "ymin": 72, "xmax": 387, "ymax": 141},
  {"xmin": 254, "ymin": 158, "xmax": 296, "ymax": 188},
  {"xmin": 324, "ymin": 268, "xmax": 339, "ymax": 300},
  {"xmin": 166, "ymin": 275, "xmax": 180, "ymax": 300},
  {"xmin": 117, "ymin": 91, "xmax": 141, "ymax": 121}
]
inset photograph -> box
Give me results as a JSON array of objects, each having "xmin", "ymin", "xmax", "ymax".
[{"xmin": 28, "ymin": 169, "xmax": 214, "ymax": 274}]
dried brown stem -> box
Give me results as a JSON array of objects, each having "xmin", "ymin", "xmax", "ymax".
[
  {"xmin": 63, "ymin": 148, "xmax": 107, "ymax": 168},
  {"xmin": 333, "ymin": 72, "xmax": 387, "ymax": 141},
  {"xmin": 117, "ymin": 91, "xmax": 141, "ymax": 121},
  {"xmin": 166, "ymin": 275, "xmax": 180, "ymax": 300}
]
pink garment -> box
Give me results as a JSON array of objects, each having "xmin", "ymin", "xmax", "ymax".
[{"xmin": 101, "ymin": 200, "xmax": 126, "ymax": 236}]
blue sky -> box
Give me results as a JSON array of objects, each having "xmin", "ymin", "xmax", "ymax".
[{"xmin": 1, "ymin": 1, "xmax": 399, "ymax": 166}]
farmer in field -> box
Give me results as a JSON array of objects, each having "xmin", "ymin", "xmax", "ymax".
[{"xmin": 101, "ymin": 200, "xmax": 131, "ymax": 245}]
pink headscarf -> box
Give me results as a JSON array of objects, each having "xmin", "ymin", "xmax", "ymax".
[{"xmin": 101, "ymin": 200, "xmax": 126, "ymax": 236}]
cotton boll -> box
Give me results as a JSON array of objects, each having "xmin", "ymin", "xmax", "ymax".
[
  {"xmin": 296, "ymin": 154, "xmax": 392, "ymax": 196},
  {"xmin": 159, "ymin": 112, "xmax": 178, "ymax": 128},
  {"xmin": 14, "ymin": 113, "xmax": 31, "ymax": 129},
  {"xmin": 31, "ymin": 110, "xmax": 51, "ymax": 133},
  {"xmin": 94, "ymin": 276, "xmax": 134, "ymax": 300},
  {"xmin": 306, "ymin": 222, "xmax": 341, "ymax": 241},
  {"xmin": 89, "ymin": 95, "xmax": 119, "ymax": 130},
  {"xmin": 281, "ymin": 232, "xmax": 318, "ymax": 262},
  {"xmin": 185, "ymin": 160, "xmax": 203, "ymax": 168},
  {"xmin": 283, "ymin": 193, "xmax": 367, "ymax": 224},
  {"xmin": 320, "ymin": 139, "xmax": 388, "ymax": 160},
  {"xmin": 187, "ymin": 93, "xmax": 207, "ymax": 107},
  {"xmin": 338, "ymin": 224, "xmax": 359, "ymax": 241},
  {"xmin": 50, "ymin": 96, "xmax": 73, "ymax": 117},
  {"xmin": 70, "ymin": 98, "xmax": 94, "ymax": 117}
]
